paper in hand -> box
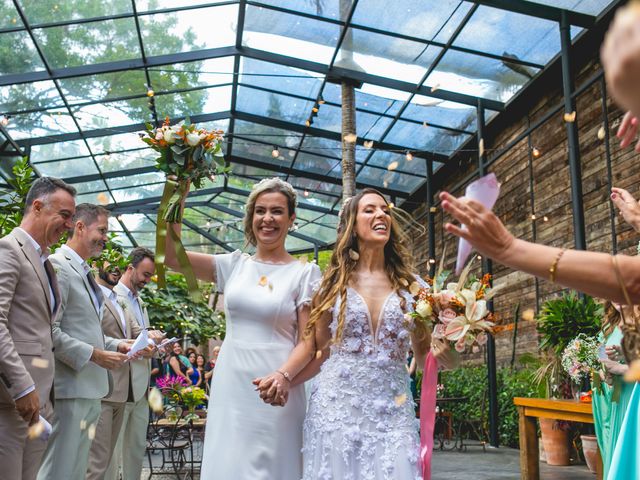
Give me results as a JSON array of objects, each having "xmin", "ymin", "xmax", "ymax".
[
  {"xmin": 598, "ymin": 345, "xmax": 608, "ymax": 360},
  {"xmin": 157, "ymin": 337, "xmax": 180, "ymax": 349},
  {"xmin": 455, "ymin": 173, "xmax": 501, "ymax": 274},
  {"xmin": 127, "ymin": 329, "xmax": 153, "ymax": 359}
]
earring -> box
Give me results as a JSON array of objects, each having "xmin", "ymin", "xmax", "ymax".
[{"xmin": 348, "ymin": 249, "xmax": 360, "ymax": 261}]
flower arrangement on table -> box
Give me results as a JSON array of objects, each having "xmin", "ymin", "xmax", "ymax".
[
  {"xmin": 179, "ymin": 386, "xmax": 208, "ymax": 421},
  {"xmin": 561, "ymin": 333, "xmax": 601, "ymax": 401},
  {"xmin": 141, "ymin": 117, "xmax": 228, "ymax": 300},
  {"xmin": 156, "ymin": 375, "xmax": 189, "ymax": 403},
  {"xmin": 409, "ymin": 256, "xmax": 498, "ymax": 353}
]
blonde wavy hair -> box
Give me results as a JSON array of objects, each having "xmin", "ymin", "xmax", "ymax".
[
  {"xmin": 305, "ymin": 188, "xmax": 423, "ymax": 345},
  {"xmin": 243, "ymin": 177, "xmax": 297, "ymax": 246}
]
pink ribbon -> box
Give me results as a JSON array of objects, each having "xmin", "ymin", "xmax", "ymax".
[{"xmin": 419, "ymin": 350, "xmax": 438, "ymax": 480}]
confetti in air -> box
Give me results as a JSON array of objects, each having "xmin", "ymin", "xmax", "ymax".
[
  {"xmin": 597, "ymin": 126, "xmax": 606, "ymax": 141},
  {"xmin": 31, "ymin": 358, "xmax": 49, "ymax": 369},
  {"xmin": 563, "ymin": 111, "xmax": 576, "ymax": 123},
  {"xmin": 394, "ymin": 394, "xmax": 407, "ymax": 406},
  {"xmin": 344, "ymin": 133, "xmax": 357, "ymax": 143},
  {"xmin": 521, "ymin": 309, "xmax": 535, "ymax": 322}
]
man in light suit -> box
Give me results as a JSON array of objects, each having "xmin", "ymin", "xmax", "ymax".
[
  {"xmin": 0, "ymin": 177, "xmax": 76, "ymax": 480},
  {"xmin": 107, "ymin": 247, "xmax": 156, "ymax": 480},
  {"xmin": 37, "ymin": 204, "xmax": 130, "ymax": 480}
]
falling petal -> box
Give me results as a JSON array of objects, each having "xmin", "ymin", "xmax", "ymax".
[
  {"xmin": 96, "ymin": 192, "xmax": 109, "ymax": 205},
  {"xmin": 597, "ymin": 126, "xmax": 606, "ymax": 141},
  {"xmin": 148, "ymin": 387, "xmax": 163, "ymax": 413},
  {"xmin": 387, "ymin": 161, "xmax": 399, "ymax": 171},
  {"xmin": 80, "ymin": 420, "xmax": 87, "ymax": 430},
  {"xmin": 344, "ymin": 133, "xmax": 357, "ymax": 143},
  {"xmin": 27, "ymin": 421, "xmax": 45, "ymax": 440},
  {"xmin": 363, "ymin": 140, "xmax": 374, "ymax": 149},
  {"xmin": 478, "ymin": 138, "xmax": 485, "ymax": 157},
  {"xmin": 394, "ymin": 393, "xmax": 407, "ymax": 406},
  {"xmin": 521, "ymin": 308, "xmax": 535, "ymax": 322},
  {"xmin": 87, "ymin": 423, "xmax": 96, "ymax": 440},
  {"xmin": 258, "ymin": 275, "xmax": 268, "ymax": 287},
  {"xmin": 431, "ymin": 83, "xmax": 440, "ymax": 93},
  {"xmin": 31, "ymin": 358, "xmax": 49, "ymax": 369},
  {"xmin": 563, "ymin": 111, "xmax": 576, "ymax": 123}
]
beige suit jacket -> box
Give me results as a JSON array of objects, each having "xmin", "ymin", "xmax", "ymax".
[
  {"xmin": 0, "ymin": 228, "xmax": 60, "ymax": 408},
  {"xmin": 101, "ymin": 294, "xmax": 141, "ymax": 403}
]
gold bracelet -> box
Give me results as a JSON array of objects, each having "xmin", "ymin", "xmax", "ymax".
[
  {"xmin": 549, "ymin": 249, "xmax": 566, "ymax": 283},
  {"xmin": 276, "ymin": 370, "xmax": 291, "ymax": 382}
]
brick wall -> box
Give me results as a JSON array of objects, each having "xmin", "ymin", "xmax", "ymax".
[{"xmin": 408, "ymin": 56, "xmax": 640, "ymax": 367}]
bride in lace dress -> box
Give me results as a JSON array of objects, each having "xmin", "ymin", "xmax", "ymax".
[{"xmin": 297, "ymin": 189, "xmax": 457, "ymax": 479}]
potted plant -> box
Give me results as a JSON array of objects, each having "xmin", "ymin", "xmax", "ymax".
[{"xmin": 534, "ymin": 292, "xmax": 602, "ymax": 466}]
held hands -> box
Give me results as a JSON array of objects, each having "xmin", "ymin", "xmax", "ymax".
[
  {"xmin": 90, "ymin": 348, "xmax": 128, "ymax": 370},
  {"xmin": 14, "ymin": 390, "xmax": 40, "ymax": 426},
  {"xmin": 439, "ymin": 191, "xmax": 515, "ymax": 262},
  {"xmin": 252, "ymin": 371, "xmax": 290, "ymax": 407},
  {"xmin": 611, "ymin": 186, "xmax": 640, "ymax": 232}
]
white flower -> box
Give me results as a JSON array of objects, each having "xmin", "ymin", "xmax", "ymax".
[
  {"xmin": 163, "ymin": 128, "xmax": 176, "ymax": 144},
  {"xmin": 415, "ymin": 300, "xmax": 432, "ymax": 318},
  {"xmin": 186, "ymin": 132, "xmax": 201, "ymax": 146}
]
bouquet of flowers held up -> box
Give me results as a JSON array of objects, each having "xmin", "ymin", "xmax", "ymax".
[
  {"xmin": 141, "ymin": 117, "xmax": 228, "ymax": 299},
  {"xmin": 561, "ymin": 333, "xmax": 600, "ymax": 384},
  {"xmin": 409, "ymin": 254, "xmax": 499, "ymax": 353}
]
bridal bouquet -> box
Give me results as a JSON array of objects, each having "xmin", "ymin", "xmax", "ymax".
[
  {"xmin": 409, "ymin": 257, "xmax": 498, "ymax": 353},
  {"xmin": 561, "ymin": 334, "xmax": 600, "ymax": 383},
  {"xmin": 141, "ymin": 117, "xmax": 228, "ymax": 299}
]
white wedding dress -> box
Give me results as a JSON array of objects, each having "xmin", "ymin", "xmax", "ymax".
[
  {"xmin": 302, "ymin": 287, "xmax": 422, "ymax": 480},
  {"xmin": 199, "ymin": 250, "xmax": 320, "ymax": 480}
]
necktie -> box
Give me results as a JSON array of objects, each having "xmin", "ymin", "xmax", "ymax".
[
  {"xmin": 86, "ymin": 272, "xmax": 103, "ymax": 309},
  {"xmin": 43, "ymin": 259, "xmax": 57, "ymax": 314}
]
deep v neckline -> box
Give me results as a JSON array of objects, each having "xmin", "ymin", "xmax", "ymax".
[{"xmin": 349, "ymin": 287, "xmax": 394, "ymax": 346}]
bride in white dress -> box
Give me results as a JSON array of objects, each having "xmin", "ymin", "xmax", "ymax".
[
  {"xmin": 165, "ymin": 178, "xmax": 320, "ymax": 480},
  {"xmin": 296, "ymin": 189, "xmax": 457, "ymax": 479}
]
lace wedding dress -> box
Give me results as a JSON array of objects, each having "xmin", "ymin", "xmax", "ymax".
[{"xmin": 302, "ymin": 287, "xmax": 422, "ymax": 479}]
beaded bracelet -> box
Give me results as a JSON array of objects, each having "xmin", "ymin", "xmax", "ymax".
[{"xmin": 549, "ymin": 249, "xmax": 566, "ymax": 283}]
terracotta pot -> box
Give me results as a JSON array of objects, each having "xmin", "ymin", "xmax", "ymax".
[
  {"xmin": 580, "ymin": 434, "xmax": 599, "ymax": 474},
  {"xmin": 539, "ymin": 417, "xmax": 570, "ymax": 466}
]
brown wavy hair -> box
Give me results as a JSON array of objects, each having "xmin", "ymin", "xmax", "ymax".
[
  {"xmin": 305, "ymin": 188, "xmax": 420, "ymax": 345},
  {"xmin": 601, "ymin": 301, "xmax": 620, "ymax": 338}
]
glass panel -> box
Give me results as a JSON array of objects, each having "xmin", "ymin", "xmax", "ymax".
[
  {"xmin": 111, "ymin": 183, "xmax": 165, "ymax": 202},
  {"xmin": 300, "ymin": 136, "xmax": 340, "ymax": 159},
  {"xmin": 293, "ymin": 151, "xmax": 340, "ymax": 176},
  {"xmin": 136, "ymin": 0, "xmax": 232, "ymax": 11},
  {"xmin": 356, "ymin": 84, "xmax": 409, "ymax": 116},
  {"xmin": 239, "ymin": 57, "xmax": 322, "ymax": 100},
  {"xmin": 68, "ymin": 179, "xmax": 108, "ymax": 195},
  {"xmin": 58, "ymin": 70, "xmax": 148, "ymax": 105},
  {"xmin": 106, "ymin": 172, "xmax": 164, "ymax": 190},
  {"xmin": 31, "ymin": 139, "xmax": 90, "ymax": 162},
  {"xmin": 154, "ymin": 84, "xmax": 232, "ymax": 119},
  {"xmin": 1, "ymin": 81, "xmax": 63, "ymax": 113},
  {"xmin": 288, "ymin": 175, "xmax": 342, "ymax": 196},
  {"xmin": 233, "ymin": 120, "xmax": 302, "ymax": 149},
  {"xmin": 140, "ymin": 4, "xmax": 237, "ymax": 55},
  {"xmin": 33, "ymin": 18, "xmax": 141, "ymax": 69},
  {"xmin": 17, "ymin": 0, "xmax": 132, "ymax": 24},
  {"xmin": 149, "ymin": 57, "xmax": 235, "ymax": 92},
  {"xmin": 403, "ymin": 97, "xmax": 476, "ymax": 132},
  {"xmin": 385, "ymin": 119, "xmax": 471, "ymax": 154},
  {"xmin": 33, "ymin": 157, "xmax": 100, "ymax": 178},
  {"xmin": 253, "ymin": 0, "xmax": 351, "ymax": 21},
  {"xmin": 236, "ymin": 85, "xmax": 313, "ymax": 125},
  {"xmin": 72, "ymin": 97, "xmax": 152, "ymax": 130},
  {"xmin": 7, "ymin": 108, "xmax": 78, "ymax": 140},
  {"xmin": 76, "ymin": 191, "xmax": 114, "ymax": 205},
  {"xmin": 336, "ymin": 27, "xmax": 442, "ymax": 84},
  {"xmin": 454, "ymin": 6, "xmax": 560, "ymax": 65},
  {"xmin": 426, "ymin": 49, "xmax": 538, "ymax": 102},
  {"xmin": 87, "ymin": 132, "xmax": 149, "ymax": 154},
  {"xmin": 358, "ymin": 165, "xmax": 421, "ymax": 193},
  {"xmin": 0, "ymin": 31, "xmax": 45, "ymax": 75},
  {"xmin": 352, "ymin": 0, "xmax": 471, "ymax": 44},
  {"xmin": 243, "ymin": 5, "xmax": 339, "ymax": 64},
  {"xmin": 0, "ymin": 1, "xmax": 21, "ymax": 29},
  {"xmin": 95, "ymin": 150, "xmax": 155, "ymax": 174},
  {"xmin": 366, "ymin": 150, "xmax": 426, "ymax": 177}
]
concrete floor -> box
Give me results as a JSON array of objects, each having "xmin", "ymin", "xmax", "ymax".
[{"xmin": 141, "ymin": 445, "xmax": 595, "ymax": 479}]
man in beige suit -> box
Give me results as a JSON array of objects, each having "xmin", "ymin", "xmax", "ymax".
[
  {"xmin": 0, "ymin": 177, "xmax": 76, "ymax": 480},
  {"xmin": 87, "ymin": 258, "xmax": 160, "ymax": 480},
  {"xmin": 37, "ymin": 204, "xmax": 130, "ymax": 480},
  {"xmin": 107, "ymin": 247, "xmax": 156, "ymax": 480}
]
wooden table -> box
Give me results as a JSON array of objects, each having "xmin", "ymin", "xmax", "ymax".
[{"xmin": 513, "ymin": 397, "xmax": 602, "ymax": 480}]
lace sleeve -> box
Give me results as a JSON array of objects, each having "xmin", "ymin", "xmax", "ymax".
[{"xmin": 296, "ymin": 263, "xmax": 322, "ymax": 308}]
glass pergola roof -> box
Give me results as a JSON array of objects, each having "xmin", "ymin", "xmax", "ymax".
[{"xmin": 0, "ymin": 0, "xmax": 616, "ymax": 254}]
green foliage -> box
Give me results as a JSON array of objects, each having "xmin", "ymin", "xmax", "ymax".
[
  {"xmin": 295, "ymin": 249, "xmax": 332, "ymax": 272},
  {"xmin": 140, "ymin": 273, "xmax": 225, "ymax": 345},
  {"xmin": 0, "ymin": 157, "xmax": 34, "ymax": 237},
  {"xmin": 90, "ymin": 233, "xmax": 128, "ymax": 271},
  {"xmin": 440, "ymin": 364, "xmax": 541, "ymax": 448},
  {"xmin": 534, "ymin": 292, "xmax": 602, "ymax": 397}
]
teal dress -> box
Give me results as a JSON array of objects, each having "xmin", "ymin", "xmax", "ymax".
[
  {"xmin": 592, "ymin": 327, "xmax": 635, "ymax": 479},
  {"xmin": 606, "ymin": 382, "xmax": 639, "ymax": 480}
]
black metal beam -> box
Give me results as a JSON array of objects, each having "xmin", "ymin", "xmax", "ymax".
[
  {"xmin": 464, "ymin": 0, "xmax": 596, "ymax": 28},
  {"xmin": 560, "ymin": 11, "xmax": 586, "ymax": 251},
  {"xmin": 425, "ymin": 160, "xmax": 436, "ymax": 278}
]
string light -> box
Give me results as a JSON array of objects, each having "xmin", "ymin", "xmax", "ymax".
[
  {"xmin": 543, "ymin": 216, "xmax": 549, "ymax": 222},
  {"xmin": 271, "ymin": 146, "xmax": 280, "ymax": 158},
  {"xmin": 0, "ymin": 115, "xmax": 9, "ymax": 127},
  {"xmin": 428, "ymin": 258, "xmax": 436, "ymax": 264},
  {"xmin": 303, "ymin": 190, "xmax": 310, "ymax": 198},
  {"xmin": 531, "ymin": 214, "xmax": 536, "ymax": 220},
  {"xmin": 532, "ymin": 147, "xmax": 541, "ymax": 158},
  {"xmin": 405, "ymin": 151, "xmax": 413, "ymax": 161},
  {"xmin": 312, "ymin": 105, "xmax": 319, "ymax": 113},
  {"xmin": 387, "ymin": 161, "xmax": 399, "ymax": 171},
  {"xmin": 146, "ymin": 89, "xmax": 155, "ymax": 97},
  {"xmin": 317, "ymin": 94, "xmax": 325, "ymax": 105}
]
